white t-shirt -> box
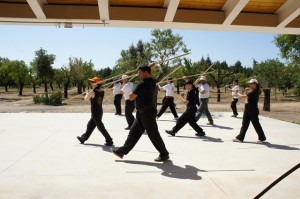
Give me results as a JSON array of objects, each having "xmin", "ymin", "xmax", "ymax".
[
  {"xmin": 162, "ymin": 83, "xmax": 175, "ymax": 97},
  {"xmin": 231, "ymin": 85, "xmax": 240, "ymax": 99},
  {"xmin": 121, "ymin": 82, "xmax": 133, "ymax": 100},
  {"xmin": 113, "ymin": 82, "xmax": 122, "ymax": 95},
  {"xmin": 195, "ymin": 82, "xmax": 210, "ymax": 99}
]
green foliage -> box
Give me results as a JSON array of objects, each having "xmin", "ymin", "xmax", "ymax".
[
  {"xmin": 274, "ymin": 35, "xmax": 300, "ymax": 63},
  {"xmin": 253, "ymin": 59, "xmax": 284, "ymax": 88},
  {"xmin": 33, "ymin": 91, "xmax": 62, "ymax": 106},
  {"xmin": 149, "ymin": 29, "xmax": 190, "ymax": 80},
  {"xmin": 114, "ymin": 40, "xmax": 150, "ymax": 76}
]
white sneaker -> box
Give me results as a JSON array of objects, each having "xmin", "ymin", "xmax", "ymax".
[{"xmin": 232, "ymin": 138, "xmax": 242, "ymax": 143}]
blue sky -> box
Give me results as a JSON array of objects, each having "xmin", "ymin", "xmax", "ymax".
[{"xmin": 0, "ymin": 25, "xmax": 283, "ymax": 70}]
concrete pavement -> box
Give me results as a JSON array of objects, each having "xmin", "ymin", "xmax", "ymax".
[{"xmin": 0, "ymin": 112, "xmax": 299, "ymax": 199}]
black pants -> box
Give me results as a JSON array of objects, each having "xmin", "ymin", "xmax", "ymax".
[
  {"xmin": 195, "ymin": 98, "xmax": 213, "ymax": 122},
  {"xmin": 231, "ymin": 98, "xmax": 238, "ymax": 115},
  {"xmin": 114, "ymin": 94, "xmax": 123, "ymax": 114},
  {"xmin": 173, "ymin": 106, "xmax": 204, "ymax": 134},
  {"xmin": 117, "ymin": 107, "xmax": 169, "ymax": 158},
  {"xmin": 236, "ymin": 110, "xmax": 266, "ymax": 141},
  {"xmin": 125, "ymin": 100, "xmax": 135, "ymax": 127},
  {"xmin": 157, "ymin": 97, "xmax": 178, "ymax": 118},
  {"xmin": 81, "ymin": 116, "xmax": 113, "ymax": 143}
]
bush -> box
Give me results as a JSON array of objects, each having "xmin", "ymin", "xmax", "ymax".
[{"xmin": 33, "ymin": 91, "xmax": 62, "ymax": 106}]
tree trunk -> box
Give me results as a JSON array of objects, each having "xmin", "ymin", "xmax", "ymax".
[
  {"xmin": 33, "ymin": 83, "xmax": 36, "ymax": 94},
  {"xmin": 217, "ymin": 83, "xmax": 221, "ymax": 102},
  {"xmin": 44, "ymin": 82, "xmax": 48, "ymax": 93},
  {"xmin": 274, "ymin": 87, "xmax": 277, "ymax": 100},
  {"xmin": 50, "ymin": 83, "xmax": 54, "ymax": 91},
  {"xmin": 64, "ymin": 83, "xmax": 69, "ymax": 98},
  {"xmin": 263, "ymin": 88, "xmax": 271, "ymax": 111},
  {"xmin": 176, "ymin": 82, "xmax": 180, "ymax": 94},
  {"xmin": 77, "ymin": 82, "xmax": 83, "ymax": 94},
  {"xmin": 18, "ymin": 82, "xmax": 23, "ymax": 96},
  {"xmin": 5, "ymin": 85, "xmax": 8, "ymax": 92}
]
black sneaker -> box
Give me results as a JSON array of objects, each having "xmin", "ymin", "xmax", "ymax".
[
  {"xmin": 195, "ymin": 132, "xmax": 205, "ymax": 136},
  {"xmin": 111, "ymin": 149, "xmax": 124, "ymax": 159},
  {"xmin": 165, "ymin": 130, "xmax": 175, "ymax": 136},
  {"xmin": 154, "ymin": 155, "xmax": 169, "ymax": 162},
  {"xmin": 124, "ymin": 126, "xmax": 131, "ymax": 130},
  {"xmin": 77, "ymin": 136, "xmax": 85, "ymax": 144},
  {"xmin": 104, "ymin": 142, "xmax": 114, "ymax": 146}
]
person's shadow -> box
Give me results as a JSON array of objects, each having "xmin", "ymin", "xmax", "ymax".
[
  {"xmin": 82, "ymin": 143, "xmax": 114, "ymax": 152},
  {"xmin": 241, "ymin": 141, "xmax": 299, "ymax": 150},
  {"xmin": 116, "ymin": 160, "xmax": 202, "ymax": 180},
  {"xmin": 176, "ymin": 135, "xmax": 224, "ymax": 143}
]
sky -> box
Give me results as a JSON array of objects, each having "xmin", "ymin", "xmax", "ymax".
[{"xmin": 0, "ymin": 25, "xmax": 283, "ymax": 70}]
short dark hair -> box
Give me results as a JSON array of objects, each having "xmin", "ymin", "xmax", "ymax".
[
  {"xmin": 138, "ymin": 63, "xmax": 151, "ymax": 74},
  {"xmin": 185, "ymin": 80, "xmax": 193, "ymax": 85},
  {"xmin": 234, "ymin": 79, "xmax": 239, "ymax": 83}
]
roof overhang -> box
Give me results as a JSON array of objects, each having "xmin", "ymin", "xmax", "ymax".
[{"xmin": 0, "ymin": 0, "xmax": 300, "ymax": 34}]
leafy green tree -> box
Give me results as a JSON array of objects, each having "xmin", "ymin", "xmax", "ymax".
[
  {"xmin": 9, "ymin": 60, "xmax": 29, "ymax": 96},
  {"xmin": 0, "ymin": 57, "xmax": 13, "ymax": 92},
  {"xmin": 31, "ymin": 48, "xmax": 55, "ymax": 93},
  {"xmin": 253, "ymin": 59, "xmax": 284, "ymax": 99},
  {"xmin": 114, "ymin": 40, "xmax": 150, "ymax": 76},
  {"xmin": 96, "ymin": 67, "xmax": 112, "ymax": 80},
  {"xmin": 69, "ymin": 57, "xmax": 95, "ymax": 94},
  {"xmin": 149, "ymin": 29, "xmax": 189, "ymax": 81},
  {"xmin": 274, "ymin": 35, "xmax": 300, "ymax": 63}
]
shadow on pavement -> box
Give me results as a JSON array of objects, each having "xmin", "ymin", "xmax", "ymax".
[
  {"xmin": 116, "ymin": 160, "xmax": 202, "ymax": 180},
  {"xmin": 176, "ymin": 135, "xmax": 224, "ymax": 143},
  {"xmin": 240, "ymin": 142, "xmax": 300, "ymax": 150},
  {"xmin": 82, "ymin": 143, "xmax": 114, "ymax": 152}
]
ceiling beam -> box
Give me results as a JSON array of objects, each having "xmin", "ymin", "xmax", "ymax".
[
  {"xmin": 164, "ymin": 0, "xmax": 180, "ymax": 22},
  {"xmin": 222, "ymin": 0, "xmax": 249, "ymax": 25},
  {"xmin": 1, "ymin": 17, "xmax": 300, "ymax": 34},
  {"xmin": 26, "ymin": 0, "xmax": 46, "ymax": 19},
  {"xmin": 97, "ymin": 0, "xmax": 109, "ymax": 22},
  {"xmin": 276, "ymin": 0, "xmax": 300, "ymax": 28}
]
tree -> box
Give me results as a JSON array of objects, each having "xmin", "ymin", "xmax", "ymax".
[
  {"xmin": 0, "ymin": 57, "xmax": 13, "ymax": 92},
  {"xmin": 31, "ymin": 48, "xmax": 55, "ymax": 93},
  {"xmin": 69, "ymin": 57, "xmax": 95, "ymax": 94},
  {"xmin": 207, "ymin": 61, "xmax": 232, "ymax": 102},
  {"xmin": 114, "ymin": 40, "xmax": 150, "ymax": 76},
  {"xmin": 274, "ymin": 35, "xmax": 300, "ymax": 63},
  {"xmin": 9, "ymin": 60, "xmax": 29, "ymax": 96},
  {"xmin": 149, "ymin": 29, "xmax": 189, "ymax": 81},
  {"xmin": 253, "ymin": 59, "xmax": 284, "ymax": 99}
]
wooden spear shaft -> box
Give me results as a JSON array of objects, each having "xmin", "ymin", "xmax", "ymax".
[
  {"xmin": 158, "ymin": 65, "xmax": 182, "ymax": 83},
  {"xmin": 154, "ymin": 52, "xmax": 191, "ymax": 64}
]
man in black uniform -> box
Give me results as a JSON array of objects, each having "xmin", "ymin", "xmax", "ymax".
[
  {"xmin": 112, "ymin": 63, "xmax": 169, "ymax": 162},
  {"xmin": 165, "ymin": 80, "xmax": 205, "ymax": 137},
  {"xmin": 77, "ymin": 77, "xmax": 113, "ymax": 146}
]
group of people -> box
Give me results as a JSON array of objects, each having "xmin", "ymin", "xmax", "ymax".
[{"xmin": 77, "ymin": 63, "xmax": 267, "ymax": 162}]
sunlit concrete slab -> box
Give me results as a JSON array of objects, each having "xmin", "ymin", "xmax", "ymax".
[{"xmin": 0, "ymin": 112, "xmax": 299, "ymax": 199}]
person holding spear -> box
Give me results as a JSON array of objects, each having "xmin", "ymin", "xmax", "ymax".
[
  {"xmin": 194, "ymin": 76, "xmax": 214, "ymax": 125},
  {"xmin": 165, "ymin": 80, "xmax": 205, "ymax": 137},
  {"xmin": 120, "ymin": 74, "xmax": 135, "ymax": 130},
  {"xmin": 112, "ymin": 63, "xmax": 169, "ymax": 162},
  {"xmin": 156, "ymin": 77, "xmax": 179, "ymax": 120},
  {"xmin": 77, "ymin": 77, "xmax": 113, "ymax": 146},
  {"xmin": 112, "ymin": 78, "xmax": 123, "ymax": 115},
  {"xmin": 233, "ymin": 79, "xmax": 266, "ymax": 143}
]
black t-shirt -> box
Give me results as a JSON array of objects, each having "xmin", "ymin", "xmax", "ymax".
[
  {"xmin": 245, "ymin": 89, "xmax": 259, "ymax": 111},
  {"xmin": 186, "ymin": 89, "xmax": 197, "ymax": 107},
  {"xmin": 90, "ymin": 89, "xmax": 104, "ymax": 116},
  {"xmin": 133, "ymin": 77, "xmax": 156, "ymax": 111}
]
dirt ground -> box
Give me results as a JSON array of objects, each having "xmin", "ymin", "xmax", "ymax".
[{"xmin": 0, "ymin": 87, "xmax": 300, "ymax": 124}]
